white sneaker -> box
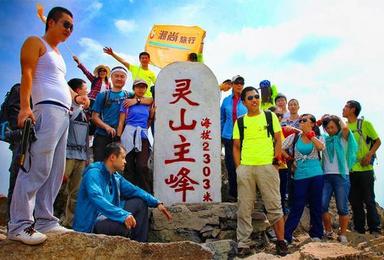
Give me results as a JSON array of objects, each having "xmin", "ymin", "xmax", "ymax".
[
  {"xmin": 8, "ymin": 226, "xmax": 47, "ymax": 245},
  {"xmin": 42, "ymin": 225, "xmax": 73, "ymax": 234},
  {"xmin": 337, "ymin": 235, "xmax": 348, "ymax": 244},
  {"xmin": 311, "ymin": 237, "xmax": 321, "ymax": 242}
]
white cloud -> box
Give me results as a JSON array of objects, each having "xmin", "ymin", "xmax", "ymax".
[
  {"xmin": 77, "ymin": 37, "xmax": 138, "ymax": 89},
  {"xmin": 203, "ymin": 0, "xmax": 384, "ymax": 202},
  {"xmin": 89, "ymin": 1, "xmax": 103, "ymax": 12},
  {"xmin": 114, "ymin": 19, "xmax": 137, "ymax": 34}
]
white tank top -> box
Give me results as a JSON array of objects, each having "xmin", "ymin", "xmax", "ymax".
[{"xmin": 32, "ymin": 37, "xmax": 71, "ymax": 108}]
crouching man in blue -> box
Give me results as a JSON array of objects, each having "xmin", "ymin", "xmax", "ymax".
[{"xmin": 73, "ymin": 142, "xmax": 172, "ymax": 241}]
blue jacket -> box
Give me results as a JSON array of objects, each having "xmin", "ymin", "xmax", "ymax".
[
  {"xmin": 73, "ymin": 162, "xmax": 160, "ymax": 233},
  {"xmin": 220, "ymin": 93, "xmax": 247, "ymax": 139}
]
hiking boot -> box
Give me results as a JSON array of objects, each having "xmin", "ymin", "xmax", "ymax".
[
  {"xmin": 310, "ymin": 237, "xmax": 322, "ymax": 242},
  {"xmin": 355, "ymin": 228, "xmax": 365, "ymax": 234},
  {"xmin": 8, "ymin": 225, "xmax": 47, "ymax": 245},
  {"xmin": 370, "ymin": 230, "xmax": 382, "ymax": 237},
  {"xmin": 337, "ymin": 235, "xmax": 348, "ymax": 244},
  {"xmin": 276, "ymin": 240, "xmax": 288, "ymax": 256},
  {"xmin": 266, "ymin": 228, "xmax": 277, "ymax": 242},
  {"xmin": 237, "ymin": 247, "xmax": 252, "ymax": 258},
  {"xmin": 324, "ymin": 230, "xmax": 334, "ymax": 240}
]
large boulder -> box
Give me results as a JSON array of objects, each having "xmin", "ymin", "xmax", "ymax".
[
  {"xmin": 149, "ymin": 202, "xmax": 269, "ymax": 243},
  {"xmin": 0, "ymin": 231, "xmax": 213, "ymax": 260}
]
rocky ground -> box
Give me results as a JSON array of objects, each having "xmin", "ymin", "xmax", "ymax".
[
  {"xmin": 1, "ymin": 159, "xmax": 383, "ymax": 259},
  {"xmin": 1, "ymin": 193, "xmax": 384, "ymax": 259}
]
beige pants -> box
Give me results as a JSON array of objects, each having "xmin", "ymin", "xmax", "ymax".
[
  {"xmin": 236, "ymin": 164, "xmax": 283, "ymax": 248},
  {"xmin": 62, "ymin": 159, "xmax": 86, "ymax": 228}
]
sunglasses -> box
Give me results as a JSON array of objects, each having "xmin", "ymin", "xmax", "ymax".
[
  {"xmin": 99, "ymin": 69, "xmax": 107, "ymax": 73},
  {"xmin": 62, "ymin": 20, "xmax": 73, "ymax": 32},
  {"xmin": 299, "ymin": 118, "xmax": 309, "ymax": 123},
  {"xmin": 246, "ymin": 94, "xmax": 260, "ymax": 101}
]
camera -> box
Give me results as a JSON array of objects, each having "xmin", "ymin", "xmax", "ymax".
[{"xmin": 0, "ymin": 121, "xmax": 37, "ymax": 144}]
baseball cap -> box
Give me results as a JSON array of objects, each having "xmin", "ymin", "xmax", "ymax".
[
  {"xmin": 231, "ymin": 75, "xmax": 244, "ymax": 84},
  {"xmin": 259, "ymin": 80, "xmax": 271, "ymax": 88},
  {"xmin": 133, "ymin": 79, "xmax": 148, "ymax": 87}
]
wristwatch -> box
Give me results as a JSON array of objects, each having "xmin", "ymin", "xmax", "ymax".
[{"xmin": 136, "ymin": 98, "xmax": 141, "ymax": 104}]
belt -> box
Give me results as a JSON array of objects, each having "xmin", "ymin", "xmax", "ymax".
[{"xmin": 36, "ymin": 100, "xmax": 70, "ymax": 110}]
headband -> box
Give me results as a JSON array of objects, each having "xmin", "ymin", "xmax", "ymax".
[{"xmin": 110, "ymin": 66, "xmax": 128, "ymax": 75}]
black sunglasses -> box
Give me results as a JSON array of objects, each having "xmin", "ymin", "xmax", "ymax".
[
  {"xmin": 247, "ymin": 94, "xmax": 260, "ymax": 101},
  {"xmin": 62, "ymin": 21, "xmax": 73, "ymax": 32},
  {"xmin": 299, "ymin": 118, "xmax": 309, "ymax": 123}
]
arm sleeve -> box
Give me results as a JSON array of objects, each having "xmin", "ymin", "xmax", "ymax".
[
  {"xmin": 78, "ymin": 63, "xmax": 96, "ymax": 83},
  {"xmin": 119, "ymin": 177, "xmax": 160, "ymax": 207},
  {"xmin": 84, "ymin": 171, "xmax": 130, "ymax": 223}
]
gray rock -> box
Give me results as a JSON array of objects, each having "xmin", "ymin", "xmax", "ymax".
[{"xmin": 204, "ymin": 239, "xmax": 237, "ymax": 260}]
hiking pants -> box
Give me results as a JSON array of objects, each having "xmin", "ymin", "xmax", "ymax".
[
  {"xmin": 349, "ymin": 170, "xmax": 381, "ymax": 233},
  {"xmin": 123, "ymin": 139, "xmax": 152, "ymax": 194},
  {"xmin": 62, "ymin": 159, "xmax": 86, "ymax": 228},
  {"xmin": 236, "ymin": 164, "xmax": 283, "ymax": 248},
  {"xmin": 93, "ymin": 134, "xmax": 114, "ymax": 162},
  {"xmin": 7, "ymin": 141, "xmax": 21, "ymax": 219},
  {"xmin": 8, "ymin": 104, "xmax": 69, "ymax": 234},
  {"xmin": 223, "ymin": 138, "xmax": 237, "ymax": 198},
  {"xmin": 284, "ymin": 175, "xmax": 324, "ymax": 243},
  {"xmin": 93, "ymin": 197, "xmax": 149, "ymax": 242}
]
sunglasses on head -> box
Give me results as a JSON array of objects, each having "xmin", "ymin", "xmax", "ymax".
[
  {"xmin": 247, "ymin": 94, "xmax": 260, "ymax": 101},
  {"xmin": 62, "ymin": 21, "xmax": 73, "ymax": 32}
]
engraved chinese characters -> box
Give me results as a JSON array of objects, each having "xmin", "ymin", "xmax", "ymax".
[{"xmin": 154, "ymin": 62, "xmax": 221, "ymax": 204}]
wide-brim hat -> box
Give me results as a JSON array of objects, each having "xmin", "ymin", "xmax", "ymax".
[{"xmin": 93, "ymin": 65, "xmax": 111, "ymax": 77}]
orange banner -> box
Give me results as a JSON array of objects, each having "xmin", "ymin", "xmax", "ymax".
[{"xmin": 145, "ymin": 24, "xmax": 205, "ymax": 68}]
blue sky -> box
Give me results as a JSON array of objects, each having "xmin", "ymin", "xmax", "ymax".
[{"xmin": 0, "ymin": 0, "xmax": 383, "ymax": 205}]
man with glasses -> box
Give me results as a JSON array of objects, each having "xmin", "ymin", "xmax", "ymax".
[
  {"xmin": 233, "ymin": 86, "xmax": 287, "ymax": 257},
  {"xmin": 8, "ymin": 7, "xmax": 89, "ymax": 245},
  {"xmin": 220, "ymin": 75, "xmax": 247, "ymax": 200},
  {"xmin": 342, "ymin": 100, "xmax": 381, "ymax": 235}
]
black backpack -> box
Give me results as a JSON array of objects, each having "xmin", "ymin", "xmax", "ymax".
[
  {"xmin": 356, "ymin": 117, "xmax": 376, "ymax": 164},
  {"xmin": 0, "ymin": 83, "xmax": 21, "ymax": 130},
  {"xmin": 237, "ymin": 110, "xmax": 275, "ymax": 151}
]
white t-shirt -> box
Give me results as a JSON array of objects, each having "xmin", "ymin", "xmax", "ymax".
[{"xmin": 322, "ymin": 137, "xmax": 349, "ymax": 175}]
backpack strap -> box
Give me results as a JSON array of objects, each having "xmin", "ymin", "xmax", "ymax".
[
  {"xmin": 355, "ymin": 117, "xmax": 366, "ymax": 148},
  {"xmin": 291, "ymin": 133, "xmax": 300, "ymax": 159},
  {"xmin": 103, "ymin": 90, "xmax": 111, "ymax": 108},
  {"xmin": 264, "ymin": 110, "xmax": 274, "ymax": 141},
  {"xmin": 100, "ymin": 90, "xmax": 110, "ymax": 121},
  {"xmin": 237, "ymin": 116, "xmax": 245, "ymax": 152}
]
